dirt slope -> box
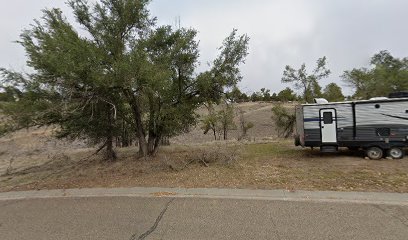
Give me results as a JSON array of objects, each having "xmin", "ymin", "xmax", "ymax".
[{"xmin": 172, "ymin": 102, "xmax": 295, "ymax": 144}]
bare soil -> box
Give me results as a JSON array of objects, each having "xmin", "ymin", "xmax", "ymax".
[{"xmin": 0, "ymin": 102, "xmax": 407, "ymax": 193}]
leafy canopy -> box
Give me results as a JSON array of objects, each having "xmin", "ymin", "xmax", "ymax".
[
  {"xmin": 282, "ymin": 57, "xmax": 330, "ymax": 103},
  {"xmin": 322, "ymin": 83, "xmax": 344, "ymax": 102},
  {"xmin": 343, "ymin": 50, "xmax": 408, "ymax": 99},
  {"xmin": 0, "ymin": 0, "xmax": 250, "ymax": 158}
]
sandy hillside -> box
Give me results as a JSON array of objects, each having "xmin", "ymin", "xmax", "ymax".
[
  {"xmin": 171, "ymin": 101, "xmax": 296, "ymax": 144},
  {"xmin": 0, "ymin": 127, "xmax": 90, "ymax": 175}
]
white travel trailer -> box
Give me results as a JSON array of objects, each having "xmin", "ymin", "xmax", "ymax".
[{"xmin": 294, "ymin": 96, "xmax": 408, "ymax": 160}]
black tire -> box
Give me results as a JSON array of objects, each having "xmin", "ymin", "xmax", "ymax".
[
  {"xmin": 366, "ymin": 147, "xmax": 383, "ymax": 160},
  {"xmin": 387, "ymin": 147, "xmax": 404, "ymax": 159}
]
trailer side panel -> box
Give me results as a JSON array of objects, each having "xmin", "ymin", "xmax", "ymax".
[
  {"xmin": 355, "ymin": 100, "xmax": 408, "ymax": 142},
  {"xmin": 303, "ymin": 103, "xmax": 353, "ymax": 146}
]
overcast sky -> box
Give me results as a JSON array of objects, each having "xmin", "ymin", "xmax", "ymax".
[{"xmin": 1, "ymin": 0, "xmax": 408, "ymax": 96}]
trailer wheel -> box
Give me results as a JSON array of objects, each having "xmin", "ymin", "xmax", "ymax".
[
  {"xmin": 387, "ymin": 148, "xmax": 404, "ymax": 159},
  {"xmin": 366, "ymin": 147, "xmax": 383, "ymax": 160}
]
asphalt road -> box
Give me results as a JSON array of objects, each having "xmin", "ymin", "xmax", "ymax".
[{"xmin": 1, "ymin": 194, "xmax": 408, "ymax": 240}]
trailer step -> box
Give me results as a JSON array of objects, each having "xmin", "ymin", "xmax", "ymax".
[{"xmin": 320, "ymin": 146, "xmax": 338, "ymax": 153}]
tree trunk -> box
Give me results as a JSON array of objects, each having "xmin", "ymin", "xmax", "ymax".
[
  {"xmin": 153, "ymin": 135, "xmax": 161, "ymax": 153},
  {"xmin": 147, "ymin": 131, "xmax": 162, "ymax": 156},
  {"xmin": 105, "ymin": 108, "xmax": 117, "ymax": 161},
  {"xmin": 105, "ymin": 135, "xmax": 117, "ymax": 160},
  {"xmin": 125, "ymin": 90, "xmax": 148, "ymax": 159},
  {"xmin": 138, "ymin": 137, "xmax": 148, "ymax": 158},
  {"xmin": 121, "ymin": 119, "xmax": 129, "ymax": 147},
  {"xmin": 146, "ymin": 94, "xmax": 164, "ymax": 156},
  {"xmin": 147, "ymin": 135, "xmax": 155, "ymax": 155}
]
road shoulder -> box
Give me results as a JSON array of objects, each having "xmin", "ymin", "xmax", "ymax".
[{"xmin": 0, "ymin": 187, "xmax": 407, "ymax": 206}]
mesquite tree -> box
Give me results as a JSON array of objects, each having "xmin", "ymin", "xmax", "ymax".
[
  {"xmin": 282, "ymin": 57, "xmax": 330, "ymax": 103},
  {"xmin": 0, "ymin": 0, "xmax": 249, "ymax": 159}
]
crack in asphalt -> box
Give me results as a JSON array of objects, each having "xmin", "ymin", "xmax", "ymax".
[
  {"xmin": 373, "ymin": 205, "xmax": 408, "ymax": 229},
  {"xmin": 130, "ymin": 198, "xmax": 175, "ymax": 240}
]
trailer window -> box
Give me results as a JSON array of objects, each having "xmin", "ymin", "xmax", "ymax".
[
  {"xmin": 376, "ymin": 128, "xmax": 390, "ymax": 137},
  {"xmin": 323, "ymin": 112, "xmax": 333, "ymax": 124}
]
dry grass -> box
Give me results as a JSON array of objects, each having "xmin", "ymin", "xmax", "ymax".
[
  {"xmin": 0, "ymin": 139, "xmax": 407, "ymax": 193},
  {"xmin": 0, "ymin": 141, "xmax": 243, "ymax": 191},
  {"xmin": 240, "ymin": 141, "xmax": 408, "ymax": 192},
  {"xmin": 0, "ymin": 126, "xmax": 89, "ymax": 175},
  {"xmin": 0, "ymin": 102, "xmax": 407, "ymax": 193}
]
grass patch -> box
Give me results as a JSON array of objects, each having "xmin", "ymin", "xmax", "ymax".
[{"xmin": 243, "ymin": 140, "xmax": 301, "ymax": 159}]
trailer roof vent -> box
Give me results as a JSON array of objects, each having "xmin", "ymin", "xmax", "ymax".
[
  {"xmin": 314, "ymin": 98, "xmax": 329, "ymax": 104},
  {"xmin": 389, "ymin": 91, "xmax": 408, "ymax": 98}
]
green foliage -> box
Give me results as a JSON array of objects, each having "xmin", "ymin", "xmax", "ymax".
[
  {"xmin": 249, "ymin": 88, "xmax": 274, "ymax": 102},
  {"xmin": 195, "ymin": 30, "xmax": 249, "ymax": 103},
  {"xmin": 201, "ymin": 105, "xmax": 220, "ymax": 140},
  {"xmin": 0, "ymin": 86, "xmax": 24, "ymax": 136},
  {"xmin": 271, "ymin": 104, "xmax": 296, "ymax": 138},
  {"xmin": 0, "ymin": 0, "xmax": 250, "ymax": 159},
  {"xmin": 238, "ymin": 108, "xmax": 253, "ymax": 140},
  {"xmin": 250, "ymin": 91, "xmax": 263, "ymax": 102},
  {"xmin": 201, "ymin": 102, "xmax": 236, "ymax": 140},
  {"xmin": 260, "ymin": 88, "xmax": 271, "ymax": 101},
  {"xmin": 0, "ymin": 86, "xmax": 21, "ymax": 102},
  {"xmin": 277, "ymin": 87, "xmax": 297, "ymax": 102},
  {"xmin": 218, "ymin": 103, "xmax": 236, "ymax": 140},
  {"xmin": 226, "ymin": 86, "xmax": 249, "ymax": 103},
  {"xmin": 322, "ymin": 83, "xmax": 345, "ymax": 102},
  {"xmin": 282, "ymin": 57, "xmax": 330, "ymax": 103},
  {"xmin": 245, "ymin": 122, "xmax": 254, "ymax": 131},
  {"xmin": 248, "ymin": 87, "xmax": 299, "ymax": 103},
  {"xmin": 342, "ymin": 50, "xmax": 408, "ymax": 99}
]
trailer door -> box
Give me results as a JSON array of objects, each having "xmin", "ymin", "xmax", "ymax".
[{"xmin": 320, "ymin": 109, "xmax": 337, "ymax": 144}]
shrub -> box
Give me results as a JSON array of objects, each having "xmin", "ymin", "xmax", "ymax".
[{"xmin": 271, "ymin": 104, "xmax": 296, "ymax": 138}]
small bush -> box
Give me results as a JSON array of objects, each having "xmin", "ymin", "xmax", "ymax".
[
  {"xmin": 163, "ymin": 144, "xmax": 241, "ymax": 171},
  {"xmin": 271, "ymin": 104, "xmax": 296, "ymax": 138},
  {"xmin": 191, "ymin": 145, "xmax": 239, "ymax": 166}
]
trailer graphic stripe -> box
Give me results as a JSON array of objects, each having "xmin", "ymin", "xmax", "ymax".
[
  {"xmin": 381, "ymin": 114, "xmax": 408, "ymax": 121},
  {"xmin": 304, "ymin": 117, "xmax": 346, "ymax": 122},
  {"xmin": 304, "ymin": 118, "xmax": 320, "ymax": 122}
]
